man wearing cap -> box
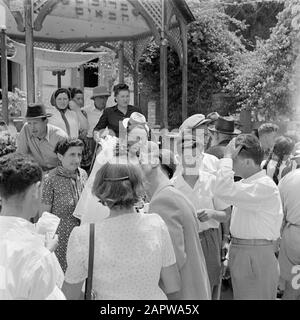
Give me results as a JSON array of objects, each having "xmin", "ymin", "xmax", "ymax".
[
  {"xmin": 139, "ymin": 141, "xmax": 211, "ymax": 300},
  {"xmin": 173, "ymin": 132, "xmax": 231, "ymax": 299},
  {"xmin": 206, "ymin": 117, "xmax": 241, "ymax": 159},
  {"xmin": 16, "ymin": 103, "xmax": 68, "ymax": 172},
  {"xmin": 177, "ymin": 114, "xmax": 220, "ymax": 175}
]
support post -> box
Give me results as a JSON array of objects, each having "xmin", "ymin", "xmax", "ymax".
[
  {"xmin": 181, "ymin": 23, "xmax": 188, "ymax": 122},
  {"xmin": 118, "ymin": 41, "xmax": 124, "ymax": 83},
  {"xmin": 24, "ymin": 0, "xmax": 35, "ymax": 104},
  {"xmin": 160, "ymin": 0, "xmax": 168, "ymax": 129},
  {"xmin": 79, "ymin": 65, "xmax": 84, "ymax": 93},
  {"xmin": 55, "ymin": 43, "xmax": 62, "ymax": 88},
  {"xmin": 132, "ymin": 41, "xmax": 139, "ymax": 107},
  {"xmin": 0, "ymin": 28, "xmax": 9, "ymax": 125}
]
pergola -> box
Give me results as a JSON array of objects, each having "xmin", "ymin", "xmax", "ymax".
[{"xmin": 0, "ymin": 0, "xmax": 195, "ymax": 128}]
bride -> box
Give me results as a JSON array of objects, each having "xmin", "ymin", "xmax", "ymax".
[{"xmin": 73, "ymin": 114, "xmax": 150, "ymax": 224}]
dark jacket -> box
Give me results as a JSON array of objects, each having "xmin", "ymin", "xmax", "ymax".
[{"xmin": 93, "ymin": 105, "xmax": 141, "ymax": 137}]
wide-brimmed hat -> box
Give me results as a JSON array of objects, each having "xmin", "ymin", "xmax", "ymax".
[
  {"xmin": 24, "ymin": 103, "xmax": 52, "ymax": 119},
  {"xmin": 179, "ymin": 114, "xmax": 211, "ymax": 131},
  {"xmin": 208, "ymin": 116, "xmax": 241, "ymax": 135},
  {"xmin": 122, "ymin": 112, "xmax": 149, "ymax": 133},
  {"xmin": 91, "ymin": 86, "xmax": 110, "ymax": 99}
]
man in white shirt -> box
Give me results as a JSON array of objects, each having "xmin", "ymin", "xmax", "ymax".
[
  {"xmin": 139, "ymin": 141, "xmax": 211, "ymax": 300},
  {"xmin": 214, "ymin": 134, "xmax": 283, "ymax": 300},
  {"xmin": 172, "ymin": 134, "xmax": 230, "ymax": 299},
  {"xmin": 83, "ymin": 86, "xmax": 111, "ymax": 140},
  {"xmin": 176, "ymin": 114, "xmax": 220, "ymax": 174},
  {"xmin": 0, "ymin": 153, "xmax": 65, "ymax": 300},
  {"xmin": 82, "ymin": 86, "xmax": 111, "ymax": 171}
]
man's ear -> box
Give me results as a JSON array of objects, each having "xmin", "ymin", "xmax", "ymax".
[
  {"xmin": 26, "ymin": 181, "xmax": 41, "ymax": 201},
  {"xmin": 151, "ymin": 155, "xmax": 160, "ymax": 168},
  {"xmin": 57, "ymin": 153, "xmax": 63, "ymax": 162}
]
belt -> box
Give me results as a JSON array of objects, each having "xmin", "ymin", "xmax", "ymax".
[
  {"xmin": 231, "ymin": 237, "xmax": 274, "ymax": 246},
  {"xmin": 199, "ymin": 228, "xmax": 217, "ymax": 236}
]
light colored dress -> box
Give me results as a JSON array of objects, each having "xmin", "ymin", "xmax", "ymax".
[
  {"xmin": 65, "ymin": 213, "xmax": 176, "ymax": 300},
  {"xmin": 72, "ymin": 135, "xmax": 118, "ymax": 224}
]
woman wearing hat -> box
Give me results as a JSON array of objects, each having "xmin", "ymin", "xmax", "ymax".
[
  {"xmin": 48, "ymin": 88, "xmax": 88, "ymax": 139},
  {"xmin": 93, "ymin": 83, "xmax": 141, "ymax": 138}
]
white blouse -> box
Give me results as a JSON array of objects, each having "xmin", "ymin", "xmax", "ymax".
[
  {"xmin": 65, "ymin": 213, "xmax": 176, "ymax": 300},
  {"xmin": 47, "ymin": 106, "xmax": 80, "ymax": 138}
]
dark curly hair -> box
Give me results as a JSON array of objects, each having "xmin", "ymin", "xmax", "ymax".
[
  {"xmin": 113, "ymin": 83, "xmax": 129, "ymax": 97},
  {"xmin": 54, "ymin": 138, "xmax": 84, "ymax": 156},
  {"xmin": 0, "ymin": 153, "xmax": 42, "ymax": 199},
  {"xmin": 69, "ymin": 87, "xmax": 83, "ymax": 99},
  {"xmin": 92, "ymin": 161, "xmax": 144, "ymax": 210},
  {"xmin": 235, "ymin": 134, "xmax": 264, "ymax": 166}
]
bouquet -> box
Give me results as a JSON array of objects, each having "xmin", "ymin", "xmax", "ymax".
[{"xmin": 0, "ymin": 131, "xmax": 17, "ymax": 157}]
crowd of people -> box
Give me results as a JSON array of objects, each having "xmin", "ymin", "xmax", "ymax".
[{"xmin": 1, "ymin": 82, "xmax": 300, "ymax": 300}]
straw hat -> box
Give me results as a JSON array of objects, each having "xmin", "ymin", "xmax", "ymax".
[{"xmin": 91, "ymin": 86, "xmax": 111, "ymax": 99}]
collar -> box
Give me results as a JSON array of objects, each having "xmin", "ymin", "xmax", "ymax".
[
  {"xmin": 174, "ymin": 167, "xmax": 205, "ymax": 189},
  {"xmin": 112, "ymin": 105, "xmax": 131, "ymax": 112},
  {"xmin": 151, "ymin": 180, "xmax": 174, "ymax": 200},
  {"xmin": 0, "ymin": 216, "xmax": 36, "ymax": 234},
  {"xmin": 242, "ymin": 170, "xmax": 266, "ymax": 183}
]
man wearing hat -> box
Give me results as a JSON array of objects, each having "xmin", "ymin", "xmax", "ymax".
[
  {"xmin": 83, "ymin": 86, "xmax": 111, "ymax": 141},
  {"xmin": 16, "ymin": 103, "xmax": 68, "ymax": 171},
  {"xmin": 206, "ymin": 116, "xmax": 241, "ymax": 160},
  {"xmin": 82, "ymin": 86, "xmax": 111, "ymax": 170}
]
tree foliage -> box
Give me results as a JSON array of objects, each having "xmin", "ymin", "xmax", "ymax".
[
  {"xmin": 226, "ymin": 0, "xmax": 300, "ymax": 121},
  {"xmin": 139, "ymin": 1, "xmax": 246, "ymax": 128}
]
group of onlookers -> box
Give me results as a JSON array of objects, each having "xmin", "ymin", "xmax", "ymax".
[{"xmin": 1, "ymin": 81, "xmax": 300, "ymax": 300}]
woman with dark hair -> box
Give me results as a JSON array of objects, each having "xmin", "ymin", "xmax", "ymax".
[
  {"xmin": 41, "ymin": 138, "xmax": 88, "ymax": 272},
  {"xmin": 93, "ymin": 83, "xmax": 141, "ymax": 138},
  {"xmin": 48, "ymin": 88, "xmax": 88, "ymax": 138},
  {"xmin": 262, "ymin": 136, "xmax": 295, "ymax": 184},
  {"xmin": 63, "ymin": 161, "xmax": 180, "ymax": 300}
]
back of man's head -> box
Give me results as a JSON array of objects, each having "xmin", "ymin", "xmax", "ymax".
[
  {"xmin": 0, "ymin": 153, "xmax": 42, "ymax": 200},
  {"xmin": 235, "ymin": 134, "xmax": 264, "ymax": 166},
  {"xmin": 258, "ymin": 123, "xmax": 279, "ymax": 137}
]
